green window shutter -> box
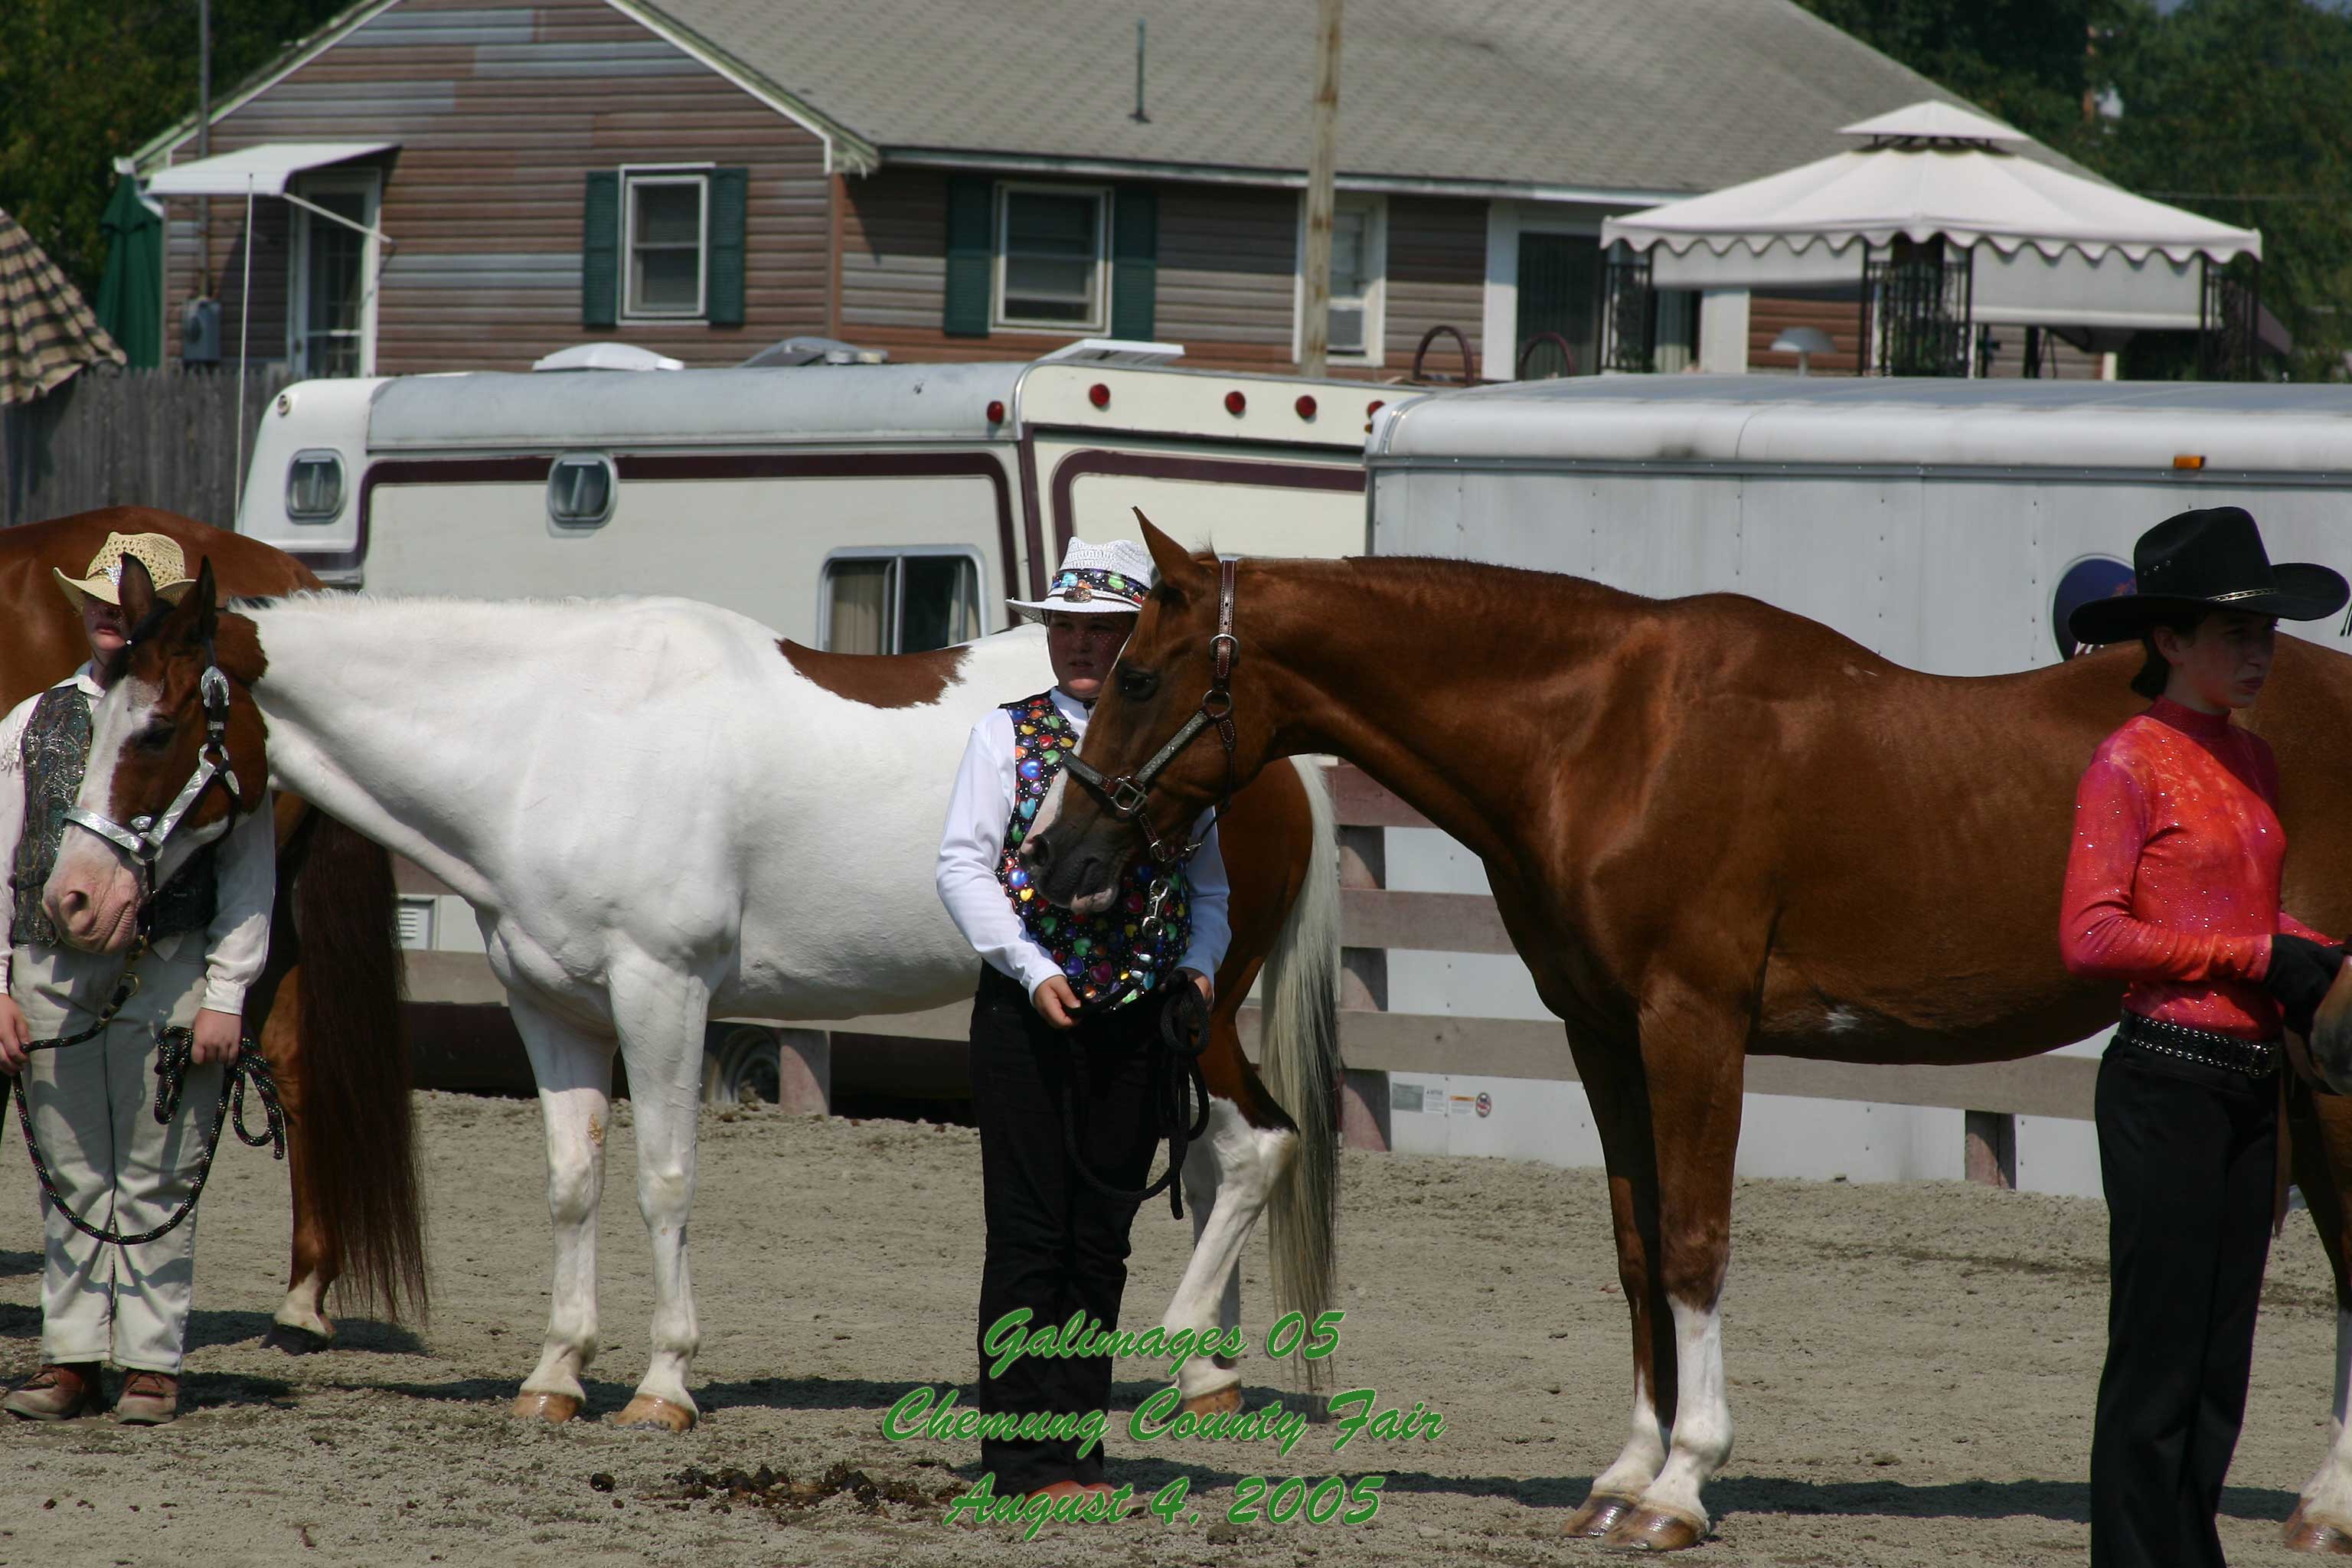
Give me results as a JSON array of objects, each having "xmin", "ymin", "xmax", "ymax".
[
  {"xmin": 707, "ymin": 167, "xmax": 748, "ymax": 327},
  {"xmin": 943, "ymin": 176, "xmax": 995, "ymax": 337},
  {"xmin": 1111, "ymin": 186, "xmax": 1158, "ymax": 341},
  {"xmin": 582, "ymin": 172, "xmax": 619, "ymax": 328}
]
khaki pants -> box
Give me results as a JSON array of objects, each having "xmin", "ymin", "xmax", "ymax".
[{"xmin": 14, "ymin": 942, "xmax": 215, "ymax": 1374}]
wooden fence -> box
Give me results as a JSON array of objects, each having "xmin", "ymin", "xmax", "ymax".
[
  {"xmin": 398, "ymin": 763, "xmax": 2086, "ymax": 1186},
  {"xmin": 1, "ymin": 363, "xmax": 292, "ymax": 531}
]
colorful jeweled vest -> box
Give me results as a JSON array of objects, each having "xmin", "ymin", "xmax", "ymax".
[
  {"xmin": 997, "ymin": 691, "xmax": 1191, "ymax": 1011},
  {"xmin": 11, "ymin": 684, "xmax": 217, "ymax": 949}
]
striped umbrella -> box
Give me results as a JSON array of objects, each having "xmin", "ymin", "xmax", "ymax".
[{"xmin": 0, "ymin": 206, "xmax": 126, "ymax": 407}]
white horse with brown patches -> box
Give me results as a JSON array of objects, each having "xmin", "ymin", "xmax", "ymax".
[{"xmin": 44, "ymin": 557, "xmax": 1339, "ymax": 1431}]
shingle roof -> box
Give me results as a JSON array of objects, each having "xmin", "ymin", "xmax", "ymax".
[{"xmin": 642, "ymin": 0, "xmax": 2051, "ymax": 197}]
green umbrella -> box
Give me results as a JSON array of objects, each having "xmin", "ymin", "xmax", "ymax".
[{"xmin": 94, "ymin": 172, "xmax": 162, "ymax": 370}]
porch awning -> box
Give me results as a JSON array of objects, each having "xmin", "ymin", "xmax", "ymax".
[{"xmin": 145, "ymin": 142, "xmax": 397, "ymax": 198}]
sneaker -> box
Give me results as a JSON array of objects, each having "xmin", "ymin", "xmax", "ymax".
[
  {"xmin": 112, "ymin": 1370, "xmax": 179, "ymax": 1425},
  {"xmin": 3, "ymin": 1363, "xmax": 103, "ymax": 1422}
]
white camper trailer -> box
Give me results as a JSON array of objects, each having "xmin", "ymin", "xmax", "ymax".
[
  {"xmin": 234, "ymin": 345, "xmax": 1374, "ymax": 650},
  {"xmin": 1362, "ymin": 376, "xmax": 2352, "ymax": 1198}
]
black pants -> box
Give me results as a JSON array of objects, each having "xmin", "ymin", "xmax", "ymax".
[
  {"xmin": 969, "ymin": 963, "xmax": 1164, "ymax": 1493},
  {"xmin": 2090, "ymin": 1036, "xmax": 2279, "ymax": 1568}
]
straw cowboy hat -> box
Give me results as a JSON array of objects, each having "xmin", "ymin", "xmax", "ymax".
[
  {"xmin": 52, "ymin": 531, "xmax": 196, "ymax": 612},
  {"xmin": 1008, "ymin": 537, "xmax": 1156, "ymax": 619},
  {"xmin": 2068, "ymin": 507, "xmax": 2348, "ymax": 647}
]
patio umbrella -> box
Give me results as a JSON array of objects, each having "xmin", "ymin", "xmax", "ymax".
[
  {"xmin": 94, "ymin": 172, "xmax": 164, "ymax": 369},
  {"xmin": 0, "ymin": 205, "xmax": 125, "ymax": 406}
]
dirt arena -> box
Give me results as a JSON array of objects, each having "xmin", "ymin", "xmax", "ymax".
[{"xmin": 0, "ymin": 1088, "xmax": 2341, "ymax": 1567}]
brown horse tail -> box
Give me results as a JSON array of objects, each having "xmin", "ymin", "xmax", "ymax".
[
  {"xmin": 1258, "ymin": 756, "xmax": 1343, "ymax": 1394},
  {"xmin": 289, "ymin": 806, "xmax": 427, "ymax": 1322}
]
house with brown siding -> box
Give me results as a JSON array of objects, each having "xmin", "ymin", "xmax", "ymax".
[{"xmin": 136, "ymin": 0, "xmax": 2050, "ymax": 384}]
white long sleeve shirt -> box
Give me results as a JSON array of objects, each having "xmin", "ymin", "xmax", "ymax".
[
  {"xmin": 937, "ymin": 685, "xmax": 1231, "ymax": 1001},
  {"xmin": 0, "ymin": 668, "xmax": 277, "ymax": 1016}
]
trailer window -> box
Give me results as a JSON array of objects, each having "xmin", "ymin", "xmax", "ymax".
[
  {"xmin": 286, "ymin": 450, "xmax": 345, "ymax": 521},
  {"xmin": 823, "ymin": 553, "xmax": 983, "ymax": 654},
  {"xmin": 547, "ymin": 455, "xmax": 616, "ymax": 528}
]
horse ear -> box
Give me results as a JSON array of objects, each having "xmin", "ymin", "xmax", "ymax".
[
  {"xmin": 190, "ymin": 557, "xmax": 219, "ymax": 641},
  {"xmin": 1135, "ymin": 510, "xmax": 1209, "ymax": 603},
  {"xmin": 116, "ymin": 553, "xmax": 156, "ymax": 627}
]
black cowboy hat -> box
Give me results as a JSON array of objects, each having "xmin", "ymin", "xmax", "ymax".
[{"xmin": 2067, "ymin": 506, "xmax": 2349, "ymax": 648}]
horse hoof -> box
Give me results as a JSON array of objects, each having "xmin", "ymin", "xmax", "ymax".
[
  {"xmin": 511, "ymin": 1390, "xmax": 583, "ymax": 1423},
  {"xmin": 1181, "ymin": 1384, "xmax": 1243, "ymax": 1418},
  {"xmin": 2285, "ymin": 1504, "xmax": 2352, "ymax": 1553},
  {"xmin": 609, "ymin": 1394, "xmax": 695, "ymax": 1432},
  {"xmin": 262, "ymin": 1323, "xmax": 332, "ymax": 1357},
  {"xmin": 1602, "ymin": 1503, "xmax": 1708, "ymax": 1552},
  {"xmin": 1564, "ymin": 1492, "xmax": 1642, "ymax": 1538}
]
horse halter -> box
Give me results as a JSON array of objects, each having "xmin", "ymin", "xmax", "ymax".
[
  {"xmin": 1059, "ymin": 556, "xmax": 1242, "ymax": 890},
  {"xmin": 61, "ymin": 639, "xmax": 245, "ymax": 916}
]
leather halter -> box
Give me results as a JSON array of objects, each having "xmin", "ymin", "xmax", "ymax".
[
  {"xmin": 1059, "ymin": 556, "xmax": 1241, "ymax": 878},
  {"xmin": 61, "ymin": 633, "xmax": 246, "ymax": 923}
]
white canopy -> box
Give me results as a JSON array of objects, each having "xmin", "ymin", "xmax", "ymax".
[
  {"xmin": 145, "ymin": 142, "xmax": 397, "ymax": 198},
  {"xmin": 1601, "ymin": 103, "xmax": 2259, "ymax": 272}
]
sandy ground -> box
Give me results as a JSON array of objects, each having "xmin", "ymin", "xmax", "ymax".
[{"xmin": 0, "ymin": 1089, "xmax": 2342, "ymax": 1568}]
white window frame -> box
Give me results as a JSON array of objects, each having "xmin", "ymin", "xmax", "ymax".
[
  {"xmin": 619, "ymin": 164, "xmax": 711, "ymax": 323},
  {"xmin": 817, "ymin": 546, "xmax": 991, "ymax": 653},
  {"xmin": 286, "ymin": 168, "xmax": 382, "ymax": 377},
  {"xmin": 991, "ymin": 181, "xmax": 1111, "ymax": 335},
  {"xmin": 1292, "ymin": 193, "xmax": 1387, "ymax": 368}
]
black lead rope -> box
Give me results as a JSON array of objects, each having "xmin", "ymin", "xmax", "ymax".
[{"xmin": 1059, "ymin": 985, "xmax": 1214, "ymax": 1220}]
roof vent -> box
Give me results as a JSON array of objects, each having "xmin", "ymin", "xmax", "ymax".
[
  {"xmin": 532, "ymin": 342, "xmax": 684, "ymax": 373},
  {"xmin": 1037, "ymin": 337, "xmax": 1186, "ymax": 368},
  {"xmin": 738, "ymin": 335, "xmax": 890, "ymax": 368}
]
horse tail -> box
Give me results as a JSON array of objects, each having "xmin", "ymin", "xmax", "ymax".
[
  {"xmin": 1258, "ymin": 756, "xmax": 1343, "ymax": 1393},
  {"xmin": 289, "ymin": 805, "xmax": 427, "ymax": 1322}
]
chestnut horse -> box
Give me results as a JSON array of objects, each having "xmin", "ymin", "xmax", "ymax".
[
  {"xmin": 49, "ymin": 560, "xmax": 1339, "ymax": 1430},
  {"xmin": 0, "ymin": 508, "xmax": 423, "ymax": 1344},
  {"xmin": 1027, "ymin": 519, "xmax": 2352, "ymax": 1553}
]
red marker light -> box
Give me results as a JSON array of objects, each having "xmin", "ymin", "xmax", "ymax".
[
  {"xmin": 1224, "ymin": 390, "xmax": 1248, "ymax": 416},
  {"xmin": 985, "ymin": 400, "xmax": 1005, "ymax": 423},
  {"xmin": 1088, "ymin": 383, "xmax": 1111, "ymax": 409},
  {"xmin": 1367, "ymin": 400, "xmax": 1385, "ymax": 416},
  {"xmin": 1295, "ymin": 394, "xmax": 1318, "ymax": 420}
]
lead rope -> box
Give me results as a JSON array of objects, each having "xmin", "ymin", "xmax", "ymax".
[{"xmin": 1057, "ymin": 982, "xmax": 1214, "ymax": 1220}]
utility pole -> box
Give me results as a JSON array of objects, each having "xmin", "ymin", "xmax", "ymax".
[
  {"xmin": 198, "ymin": 0, "xmax": 212, "ymax": 292},
  {"xmin": 1300, "ymin": 0, "xmax": 1343, "ymax": 378}
]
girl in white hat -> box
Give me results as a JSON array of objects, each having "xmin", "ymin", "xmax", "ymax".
[
  {"xmin": 0, "ymin": 533, "xmax": 276, "ymax": 1425},
  {"xmin": 935, "ymin": 538, "xmax": 1231, "ymax": 1505}
]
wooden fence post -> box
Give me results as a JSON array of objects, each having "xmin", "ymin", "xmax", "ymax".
[
  {"xmin": 1965, "ymin": 1109, "xmax": 2016, "ymax": 1188},
  {"xmin": 1334, "ymin": 789, "xmax": 1392, "ymax": 1151}
]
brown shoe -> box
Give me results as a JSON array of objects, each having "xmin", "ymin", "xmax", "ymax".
[
  {"xmin": 112, "ymin": 1370, "xmax": 179, "ymax": 1426},
  {"xmin": 3, "ymin": 1363, "xmax": 103, "ymax": 1422}
]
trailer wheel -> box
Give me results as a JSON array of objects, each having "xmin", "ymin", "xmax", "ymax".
[{"xmin": 703, "ymin": 1024, "xmax": 782, "ymax": 1106}]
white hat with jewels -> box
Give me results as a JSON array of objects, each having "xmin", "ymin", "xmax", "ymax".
[
  {"xmin": 1007, "ymin": 537, "xmax": 1157, "ymax": 619},
  {"xmin": 53, "ymin": 531, "xmax": 196, "ymax": 611}
]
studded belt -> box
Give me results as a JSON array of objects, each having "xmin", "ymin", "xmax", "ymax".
[{"xmin": 2114, "ymin": 1011, "xmax": 2279, "ymax": 1078}]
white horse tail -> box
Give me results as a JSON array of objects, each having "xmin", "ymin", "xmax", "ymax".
[{"xmin": 1259, "ymin": 755, "xmax": 1344, "ymax": 1393}]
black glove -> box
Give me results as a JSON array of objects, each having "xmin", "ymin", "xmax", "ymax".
[
  {"xmin": 1158, "ymin": 975, "xmax": 1210, "ymax": 1057},
  {"xmin": 2265, "ymin": 934, "xmax": 2348, "ymax": 1038}
]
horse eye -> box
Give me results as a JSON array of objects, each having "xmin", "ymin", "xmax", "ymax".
[
  {"xmin": 1119, "ymin": 667, "xmax": 1157, "ymax": 701},
  {"xmin": 135, "ymin": 722, "xmax": 176, "ymax": 752}
]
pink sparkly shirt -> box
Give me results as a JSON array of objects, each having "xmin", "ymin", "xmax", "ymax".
[{"xmin": 2060, "ymin": 697, "xmax": 2333, "ymax": 1040}]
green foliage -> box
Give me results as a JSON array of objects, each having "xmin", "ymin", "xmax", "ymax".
[
  {"xmin": 0, "ymin": 0, "xmax": 353, "ymax": 297},
  {"xmin": 1796, "ymin": 0, "xmax": 2352, "ymax": 378}
]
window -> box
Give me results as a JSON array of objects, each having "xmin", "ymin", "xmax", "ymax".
[
  {"xmin": 286, "ymin": 450, "xmax": 345, "ymax": 521},
  {"xmin": 822, "ymin": 553, "xmax": 984, "ymax": 654},
  {"xmin": 547, "ymin": 455, "xmax": 616, "ymax": 528},
  {"xmin": 1294, "ymin": 195, "xmax": 1387, "ymax": 364},
  {"xmin": 623, "ymin": 171, "xmax": 707, "ymax": 319},
  {"xmin": 994, "ymin": 185, "xmax": 1108, "ymax": 332}
]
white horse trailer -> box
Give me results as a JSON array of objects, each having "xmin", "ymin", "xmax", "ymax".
[{"xmin": 1366, "ymin": 376, "xmax": 2352, "ymax": 1198}]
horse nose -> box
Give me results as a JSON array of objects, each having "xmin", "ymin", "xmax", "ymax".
[
  {"xmin": 51, "ymin": 885, "xmax": 88, "ymax": 929},
  {"xmin": 1024, "ymin": 833, "xmax": 1054, "ymax": 869}
]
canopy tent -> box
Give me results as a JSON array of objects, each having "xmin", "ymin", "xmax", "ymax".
[
  {"xmin": 95, "ymin": 171, "xmax": 165, "ymax": 369},
  {"xmin": 0, "ymin": 207, "xmax": 124, "ymax": 406},
  {"xmin": 1599, "ymin": 102, "xmax": 2265, "ymax": 373}
]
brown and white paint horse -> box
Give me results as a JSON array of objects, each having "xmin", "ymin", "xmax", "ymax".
[
  {"xmin": 0, "ymin": 508, "xmax": 423, "ymax": 1347},
  {"xmin": 1027, "ymin": 518, "xmax": 2352, "ymax": 1553}
]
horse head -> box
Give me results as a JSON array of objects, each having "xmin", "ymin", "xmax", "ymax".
[
  {"xmin": 1024, "ymin": 512, "xmax": 1282, "ymax": 914},
  {"xmin": 44, "ymin": 554, "xmax": 270, "ymax": 954}
]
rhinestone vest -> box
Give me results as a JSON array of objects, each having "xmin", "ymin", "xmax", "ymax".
[
  {"xmin": 11, "ymin": 684, "xmax": 217, "ymax": 949},
  {"xmin": 996, "ymin": 691, "xmax": 1191, "ymax": 1011}
]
